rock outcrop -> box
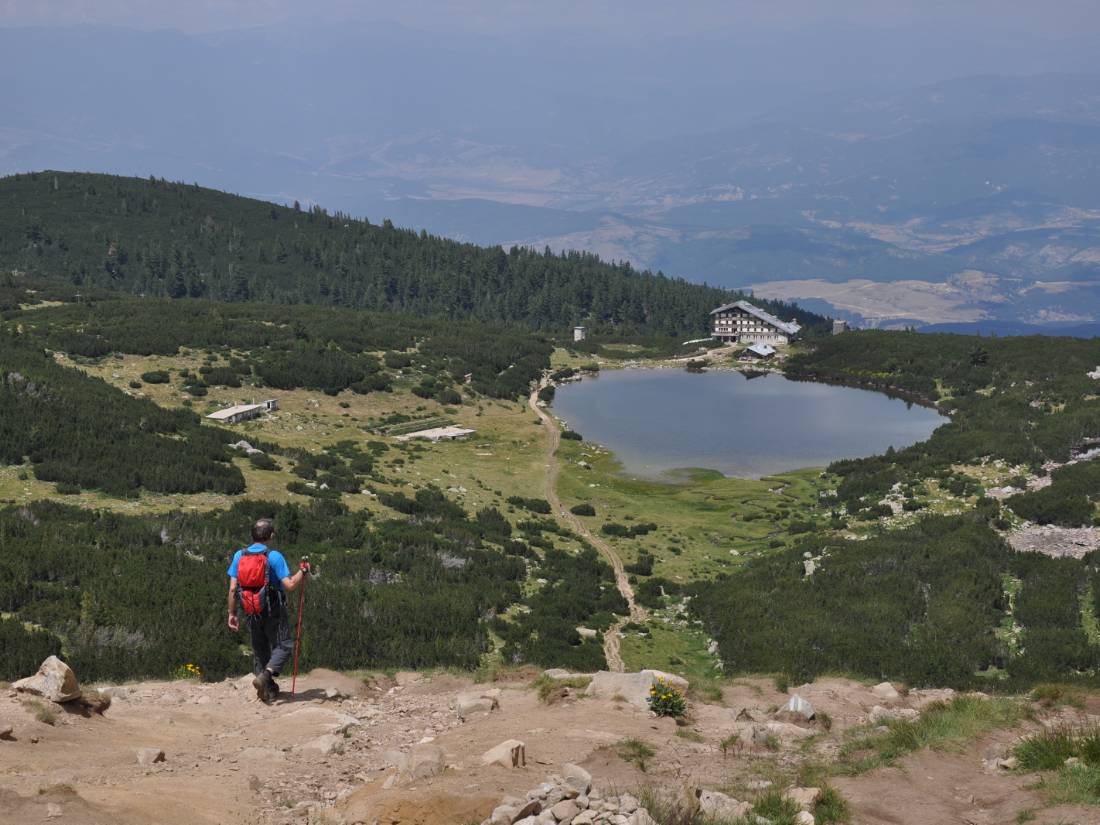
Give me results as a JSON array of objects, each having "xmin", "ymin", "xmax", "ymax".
[{"xmin": 479, "ymin": 769, "xmax": 655, "ymax": 825}]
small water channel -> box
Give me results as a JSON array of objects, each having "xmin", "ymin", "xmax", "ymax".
[{"xmin": 552, "ymin": 368, "xmax": 947, "ymax": 479}]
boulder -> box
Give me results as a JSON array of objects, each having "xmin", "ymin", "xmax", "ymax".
[
  {"xmin": 483, "ymin": 739, "xmax": 527, "ymax": 769},
  {"xmin": 783, "ymin": 694, "xmax": 815, "ymax": 720},
  {"xmin": 785, "ymin": 787, "xmax": 821, "ymax": 810},
  {"xmin": 697, "ymin": 790, "xmax": 751, "ymax": 819},
  {"xmin": 490, "ymin": 800, "xmax": 541, "ymax": 825},
  {"xmin": 136, "ymin": 748, "xmax": 166, "ymax": 766},
  {"xmin": 457, "ymin": 692, "xmax": 500, "ymax": 720},
  {"xmin": 628, "ymin": 813, "xmax": 657, "ymax": 825},
  {"xmin": 562, "ymin": 763, "xmax": 592, "ymax": 796},
  {"xmin": 550, "ymin": 800, "xmax": 582, "ymax": 822},
  {"xmin": 572, "ymin": 812, "xmax": 597, "ymax": 825},
  {"xmin": 584, "ymin": 670, "xmax": 688, "ymax": 708},
  {"xmin": 869, "ymin": 705, "xmax": 919, "ymax": 724},
  {"xmin": 13, "ymin": 656, "xmax": 81, "ymax": 703},
  {"xmin": 406, "ymin": 743, "xmax": 445, "ymax": 779},
  {"xmin": 795, "ymin": 812, "xmax": 815, "ymax": 825},
  {"xmin": 871, "ymin": 682, "xmax": 900, "ymax": 702},
  {"xmin": 301, "ymin": 734, "xmax": 346, "ymax": 756},
  {"xmin": 327, "ymin": 713, "xmax": 362, "ymax": 735}
]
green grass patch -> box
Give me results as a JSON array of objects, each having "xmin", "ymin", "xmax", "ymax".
[
  {"xmin": 619, "ymin": 622, "xmax": 724, "ymax": 702},
  {"xmin": 814, "ymin": 786, "xmax": 851, "ymax": 824},
  {"xmin": 612, "ymin": 738, "xmax": 656, "ymax": 773},
  {"xmin": 839, "ymin": 696, "xmax": 1027, "ymax": 774},
  {"xmin": 1031, "ymin": 763, "xmax": 1100, "ymax": 806},
  {"xmin": 529, "ymin": 673, "xmax": 592, "ymax": 703}
]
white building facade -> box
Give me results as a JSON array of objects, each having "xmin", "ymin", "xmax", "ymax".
[{"xmin": 711, "ymin": 300, "xmax": 801, "ymax": 345}]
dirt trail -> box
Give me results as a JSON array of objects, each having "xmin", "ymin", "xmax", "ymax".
[
  {"xmin": 528, "ymin": 382, "xmax": 647, "ymax": 672},
  {"xmin": 1, "ymin": 669, "xmax": 1086, "ymax": 825}
]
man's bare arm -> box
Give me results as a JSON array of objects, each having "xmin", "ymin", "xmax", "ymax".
[{"xmin": 227, "ymin": 577, "xmax": 239, "ymax": 631}]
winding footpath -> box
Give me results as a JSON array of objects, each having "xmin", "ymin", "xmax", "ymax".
[{"xmin": 528, "ymin": 381, "xmax": 647, "ymax": 672}]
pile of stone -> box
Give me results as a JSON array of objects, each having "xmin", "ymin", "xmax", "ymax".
[{"xmin": 480, "ymin": 764, "xmax": 656, "ymax": 825}]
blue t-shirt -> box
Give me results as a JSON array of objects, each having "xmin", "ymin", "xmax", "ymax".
[{"xmin": 228, "ymin": 543, "xmax": 291, "ymax": 591}]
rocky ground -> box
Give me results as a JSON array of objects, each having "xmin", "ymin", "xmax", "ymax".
[{"xmin": 1, "ymin": 660, "xmax": 1098, "ymax": 825}]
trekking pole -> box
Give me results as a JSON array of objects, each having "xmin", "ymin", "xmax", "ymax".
[{"xmin": 291, "ymin": 555, "xmax": 309, "ymax": 695}]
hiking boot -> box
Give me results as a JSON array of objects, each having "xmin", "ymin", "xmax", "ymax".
[{"xmin": 252, "ymin": 670, "xmax": 276, "ymax": 704}]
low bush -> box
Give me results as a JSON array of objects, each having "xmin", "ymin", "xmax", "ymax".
[
  {"xmin": 647, "ymin": 678, "xmax": 687, "ymax": 718},
  {"xmin": 140, "ymin": 370, "xmax": 170, "ymax": 384},
  {"xmin": 570, "ymin": 503, "xmax": 596, "ymax": 517}
]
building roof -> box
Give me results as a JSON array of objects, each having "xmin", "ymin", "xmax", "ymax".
[
  {"xmin": 394, "ymin": 425, "xmax": 477, "ymax": 442},
  {"xmin": 206, "ymin": 403, "xmax": 265, "ymax": 421},
  {"xmin": 745, "ymin": 343, "xmax": 777, "ymax": 357},
  {"xmin": 711, "ymin": 300, "xmax": 801, "ymax": 336}
]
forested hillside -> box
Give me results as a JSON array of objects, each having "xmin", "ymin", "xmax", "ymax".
[
  {"xmin": 0, "ymin": 330, "xmax": 245, "ymax": 496},
  {"xmin": 785, "ymin": 331, "xmax": 1100, "ymax": 523},
  {"xmin": 691, "ymin": 509, "xmax": 1100, "ymax": 689},
  {"xmin": 0, "ymin": 172, "xmax": 823, "ymax": 336}
]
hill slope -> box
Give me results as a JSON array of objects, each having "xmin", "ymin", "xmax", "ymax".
[{"xmin": 0, "ymin": 171, "xmax": 823, "ymax": 336}]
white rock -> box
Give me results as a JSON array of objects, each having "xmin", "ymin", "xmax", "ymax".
[
  {"xmin": 457, "ymin": 692, "xmax": 500, "ymax": 720},
  {"xmin": 764, "ymin": 721, "xmax": 814, "ymax": 740},
  {"xmin": 869, "ymin": 705, "xmax": 919, "ymax": 724},
  {"xmin": 584, "ymin": 670, "xmax": 688, "ymax": 708},
  {"xmin": 784, "ymin": 694, "xmax": 815, "ymax": 720},
  {"xmin": 562, "ymin": 763, "xmax": 592, "ymax": 795},
  {"xmin": 13, "ymin": 656, "xmax": 81, "ymax": 703},
  {"xmin": 405, "ymin": 743, "xmax": 445, "ymax": 779},
  {"xmin": 628, "ymin": 812, "xmax": 657, "ymax": 825},
  {"xmin": 328, "ymin": 713, "xmax": 362, "ymax": 734},
  {"xmin": 551, "ymin": 799, "xmax": 581, "ymax": 821},
  {"xmin": 572, "ymin": 812, "xmax": 597, "ymax": 825},
  {"xmin": 697, "ymin": 790, "xmax": 750, "ymax": 819},
  {"xmin": 795, "ymin": 812, "xmax": 815, "ymax": 825},
  {"xmin": 136, "ymin": 748, "xmax": 166, "ymax": 766},
  {"xmin": 871, "ymin": 682, "xmax": 900, "ymax": 701},
  {"xmin": 785, "ymin": 787, "xmax": 821, "ymax": 810},
  {"xmin": 483, "ymin": 739, "xmax": 527, "ymax": 769},
  {"xmin": 98, "ymin": 686, "xmax": 130, "ymax": 701},
  {"xmin": 301, "ymin": 734, "xmax": 346, "ymax": 756}
]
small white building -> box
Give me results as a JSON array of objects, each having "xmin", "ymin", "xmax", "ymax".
[
  {"xmin": 206, "ymin": 399, "xmax": 278, "ymax": 425},
  {"xmin": 394, "ymin": 425, "xmax": 476, "ymax": 443},
  {"xmin": 833, "ymin": 319, "xmax": 849, "ymax": 335},
  {"xmin": 573, "ymin": 326, "xmax": 587, "ymax": 342},
  {"xmin": 711, "ymin": 300, "xmax": 801, "ymax": 345},
  {"xmin": 740, "ymin": 343, "xmax": 777, "ymax": 361}
]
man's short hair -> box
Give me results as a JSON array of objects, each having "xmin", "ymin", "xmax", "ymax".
[{"xmin": 251, "ymin": 518, "xmax": 275, "ymax": 543}]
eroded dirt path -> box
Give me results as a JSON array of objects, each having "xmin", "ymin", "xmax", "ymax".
[{"xmin": 528, "ymin": 381, "xmax": 647, "ymax": 671}]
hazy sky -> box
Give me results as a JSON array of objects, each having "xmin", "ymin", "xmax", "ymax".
[{"xmin": 3, "ymin": 0, "xmax": 1100, "ymax": 36}]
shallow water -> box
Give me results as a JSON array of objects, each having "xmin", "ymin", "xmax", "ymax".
[{"xmin": 552, "ymin": 369, "xmax": 947, "ymax": 479}]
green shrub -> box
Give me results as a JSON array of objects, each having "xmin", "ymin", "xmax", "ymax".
[
  {"xmin": 140, "ymin": 370, "xmax": 170, "ymax": 384},
  {"xmin": 814, "ymin": 786, "xmax": 851, "ymax": 824},
  {"xmin": 570, "ymin": 503, "xmax": 595, "ymax": 516},
  {"xmin": 561, "ymin": 430, "xmax": 583, "ymax": 441},
  {"xmin": 249, "ymin": 453, "xmax": 279, "ymax": 471}
]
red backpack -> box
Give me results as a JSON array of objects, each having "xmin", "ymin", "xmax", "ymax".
[{"xmin": 237, "ymin": 549, "xmax": 270, "ymax": 615}]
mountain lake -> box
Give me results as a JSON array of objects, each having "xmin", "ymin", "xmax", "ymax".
[{"xmin": 552, "ymin": 368, "xmax": 947, "ymax": 479}]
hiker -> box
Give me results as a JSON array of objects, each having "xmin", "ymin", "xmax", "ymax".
[{"xmin": 226, "ymin": 518, "xmax": 310, "ymax": 702}]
